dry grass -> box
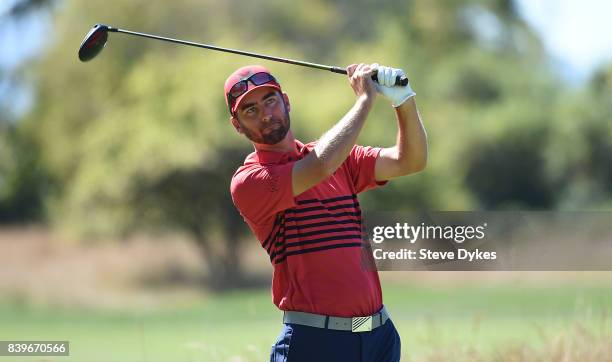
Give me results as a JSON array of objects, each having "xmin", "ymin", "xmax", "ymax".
[
  {"xmin": 1, "ymin": 226, "xmax": 612, "ymax": 309},
  {"xmin": 412, "ymin": 322, "xmax": 612, "ymax": 362},
  {"xmin": 0, "ymin": 226, "xmax": 206, "ymax": 309}
]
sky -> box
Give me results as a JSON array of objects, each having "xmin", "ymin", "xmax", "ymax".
[
  {"xmin": 1, "ymin": 0, "xmax": 612, "ymax": 82},
  {"xmin": 515, "ymin": 0, "xmax": 612, "ymax": 82}
]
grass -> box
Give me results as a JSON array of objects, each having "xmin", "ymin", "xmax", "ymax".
[{"xmin": 0, "ymin": 283, "xmax": 611, "ymax": 361}]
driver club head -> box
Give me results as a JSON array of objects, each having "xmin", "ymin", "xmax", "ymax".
[{"xmin": 78, "ymin": 23, "xmax": 110, "ymax": 62}]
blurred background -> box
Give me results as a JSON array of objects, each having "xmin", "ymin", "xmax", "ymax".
[{"xmin": 1, "ymin": 0, "xmax": 611, "ymax": 361}]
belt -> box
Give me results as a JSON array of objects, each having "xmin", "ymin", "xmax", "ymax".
[{"xmin": 283, "ymin": 306, "xmax": 390, "ymax": 333}]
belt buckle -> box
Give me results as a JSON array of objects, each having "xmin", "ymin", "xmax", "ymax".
[{"xmin": 351, "ymin": 316, "xmax": 372, "ymax": 332}]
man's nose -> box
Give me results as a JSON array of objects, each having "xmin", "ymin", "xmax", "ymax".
[{"xmin": 261, "ymin": 107, "xmax": 273, "ymax": 122}]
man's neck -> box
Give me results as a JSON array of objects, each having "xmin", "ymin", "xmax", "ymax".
[{"xmin": 253, "ymin": 131, "xmax": 297, "ymax": 154}]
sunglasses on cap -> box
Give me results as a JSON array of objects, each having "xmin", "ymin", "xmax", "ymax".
[{"xmin": 227, "ymin": 72, "xmax": 279, "ymax": 115}]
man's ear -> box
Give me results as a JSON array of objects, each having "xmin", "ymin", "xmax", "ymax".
[
  {"xmin": 282, "ymin": 92, "xmax": 291, "ymax": 113},
  {"xmin": 230, "ymin": 117, "xmax": 243, "ymax": 134}
]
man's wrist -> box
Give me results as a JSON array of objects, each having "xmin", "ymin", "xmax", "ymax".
[
  {"xmin": 394, "ymin": 95, "xmax": 416, "ymax": 112},
  {"xmin": 356, "ymin": 94, "xmax": 375, "ymax": 110},
  {"xmin": 392, "ymin": 86, "xmax": 416, "ymax": 107}
]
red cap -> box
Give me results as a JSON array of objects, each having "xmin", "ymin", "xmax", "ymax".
[{"xmin": 224, "ymin": 65, "xmax": 282, "ymax": 115}]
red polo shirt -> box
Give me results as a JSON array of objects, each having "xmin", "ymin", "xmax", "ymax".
[{"xmin": 230, "ymin": 140, "xmax": 387, "ymax": 317}]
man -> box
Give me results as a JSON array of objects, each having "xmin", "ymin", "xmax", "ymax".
[{"xmin": 227, "ymin": 63, "xmax": 427, "ymax": 362}]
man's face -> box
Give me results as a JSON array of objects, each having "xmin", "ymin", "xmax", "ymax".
[{"xmin": 231, "ymin": 87, "xmax": 291, "ymax": 145}]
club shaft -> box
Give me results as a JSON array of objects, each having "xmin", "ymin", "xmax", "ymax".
[{"xmin": 109, "ymin": 27, "xmax": 347, "ymax": 75}]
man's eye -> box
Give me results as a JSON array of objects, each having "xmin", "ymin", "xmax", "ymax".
[
  {"xmin": 245, "ymin": 107, "xmax": 256, "ymax": 114},
  {"xmin": 266, "ymin": 97, "xmax": 277, "ymax": 105}
]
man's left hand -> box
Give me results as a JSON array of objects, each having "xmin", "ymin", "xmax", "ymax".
[{"xmin": 373, "ymin": 64, "xmax": 416, "ymax": 107}]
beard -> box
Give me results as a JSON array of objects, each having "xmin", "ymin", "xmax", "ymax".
[
  {"xmin": 259, "ymin": 117, "xmax": 290, "ymax": 145},
  {"xmin": 242, "ymin": 110, "xmax": 291, "ymax": 145}
]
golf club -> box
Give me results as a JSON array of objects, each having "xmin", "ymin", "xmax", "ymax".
[{"xmin": 78, "ymin": 23, "xmax": 409, "ymax": 86}]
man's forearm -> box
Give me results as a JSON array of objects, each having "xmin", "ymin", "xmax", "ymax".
[
  {"xmin": 314, "ymin": 95, "xmax": 373, "ymax": 175},
  {"xmin": 394, "ymin": 97, "xmax": 428, "ymax": 172}
]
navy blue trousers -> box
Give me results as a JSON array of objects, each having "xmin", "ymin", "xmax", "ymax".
[{"xmin": 270, "ymin": 318, "xmax": 401, "ymax": 362}]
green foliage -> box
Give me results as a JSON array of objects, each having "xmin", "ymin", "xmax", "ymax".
[
  {"xmin": 465, "ymin": 122, "xmax": 555, "ymax": 209},
  {"xmin": 0, "ymin": 126, "xmax": 48, "ymax": 222},
  {"xmin": 544, "ymin": 63, "xmax": 612, "ymax": 208},
  {"xmin": 17, "ymin": 0, "xmax": 603, "ymax": 218}
]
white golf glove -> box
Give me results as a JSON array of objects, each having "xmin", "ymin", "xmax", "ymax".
[{"xmin": 374, "ymin": 64, "xmax": 416, "ymax": 107}]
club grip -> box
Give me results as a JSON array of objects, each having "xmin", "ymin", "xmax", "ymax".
[
  {"xmin": 371, "ymin": 72, "xmax": 409, "ymax": 86},
  {"xmin": 330, "ymin": 66, "xmax": 409, "ymax": 86}
]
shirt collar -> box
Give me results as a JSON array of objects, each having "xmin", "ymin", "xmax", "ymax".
[{"xmin": 245, "ymin": 140, "xmax": 309, "ymax": 165}]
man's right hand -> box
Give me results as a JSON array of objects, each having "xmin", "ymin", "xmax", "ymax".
[{"xmin": 347, "ymin": 63, "xmax": 378, "ymax": 102}]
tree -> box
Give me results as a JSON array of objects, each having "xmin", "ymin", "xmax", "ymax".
[{"xmin": 0, "ymin": 0, "xmax": 58, "ymax": 223}]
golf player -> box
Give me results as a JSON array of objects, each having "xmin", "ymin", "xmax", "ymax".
[{"xmin": 227, "ymin": 63, "xmax": 427, "ymax": 361}]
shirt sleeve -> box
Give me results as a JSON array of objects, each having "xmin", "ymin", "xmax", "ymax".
[
  {"xmin": 346, "ymin": 145, "xmax": 388, "ymax": 194},
  {"xmin": 230, "ymin": 163, "xmax": 296, "ymax": 228}
]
